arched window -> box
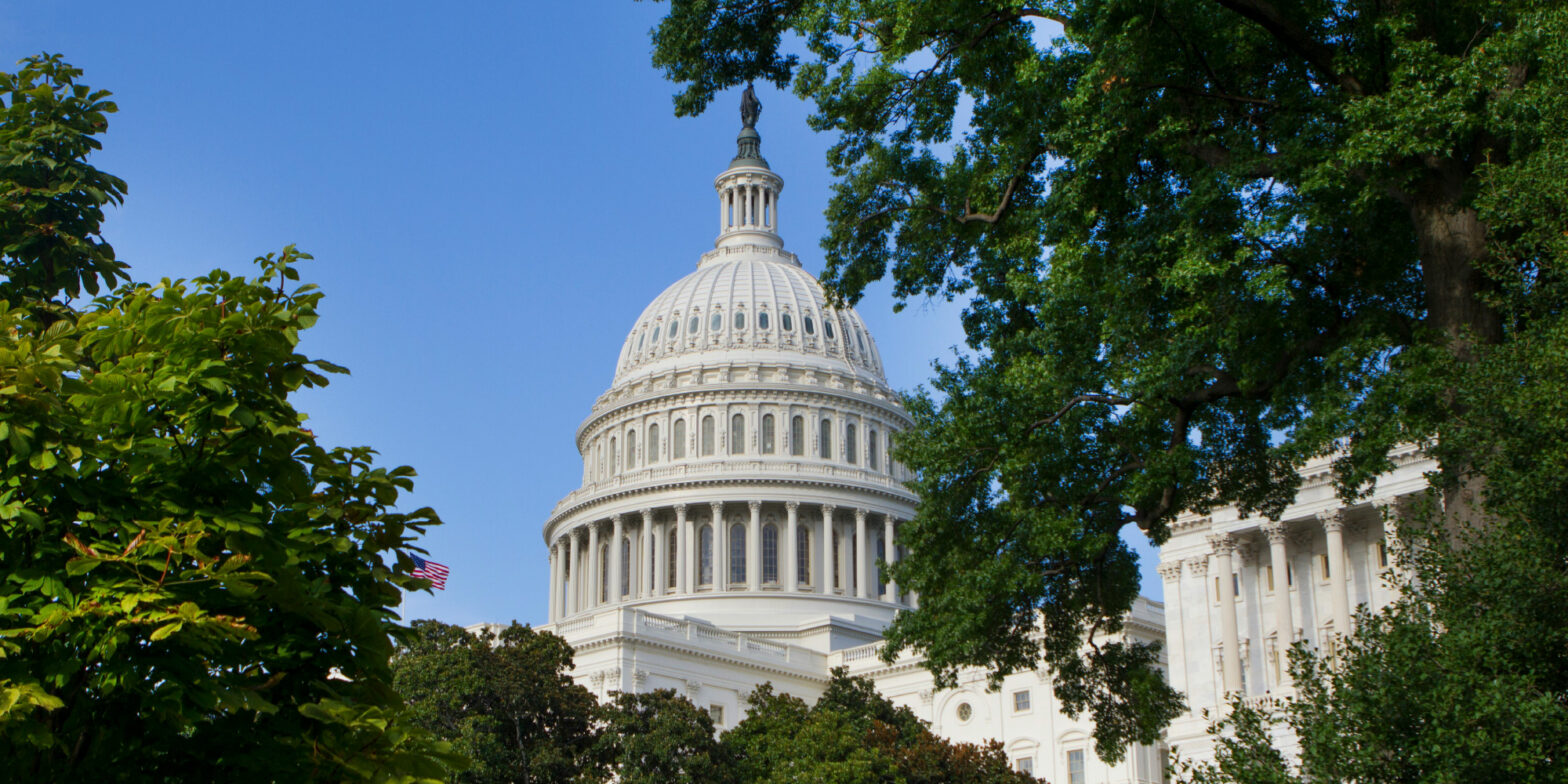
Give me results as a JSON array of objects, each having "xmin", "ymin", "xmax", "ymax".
[
  {"xmin": 651, "ymin": 325, "xmax": 660, "ymax": 342},
  {"xmin": 667, "ymin": 524, "xmax": 678, "ymax": 589},
  {"xmin": 599, "ymin": 543, "xmax": 609, "ymax": 603},
  {"xmin": 761, "ymin": 414, "xmax": 776, "ymax": 454},
  {"xmin": 626, "ymin": 430, "xmax": 638, "ymax": 469},
  {"xmin": 620, "ymin": 537, "xmax": 631, "ymax": 598},
  {"xmin": 711, "ymin": 312, "xmax": 723, "ymax": 332},
  {"xmin": 610, "ymin": 436, "xmax": 618, "ymax": 473},
  {"xmin": 673, "ymin": 419, "xmax": 687, "ymax": 459},
  {"xmin": 824, "ymin": 318, "xmax": 836, "ymax": 339},
  {"xmin": 758, "ymin": 311, "xmax": 770, "ymax": 329},
  {"xmin": 820, "ymin": 419, "xmax": 833, "ymax": 459},
  {"xmin": 846, "ymin": 423, "xmax": 858, "ymax": 464},
  {"xmin": 782, "ymin": 312, "xmax": 794, "ymax": 331},
  {"xmin": 729, "ymin": 524, "xmax": 747, "ymax": 585},
  {"xmin": 699, "ymin": 525, "xmax": 714, "ymax": 586},
  {"xmin": 791, "ymin": 416, "xmax": 805, "ymax": 456},
  {"xmin": 669, "ymin": 317, "xmax": 679, "ymax": 338},
  {"xmin": 734, "ymin": 311, "xmax": 746, "ymax": 329},
  {"xmin": 730, "ymin": 413, "xmax": 745, "ymax": 455},
  {"xmin": 796, "ymin": 526, "xmax": 811, "ymax": 586},
  {"xmin": 762, "ymin": 524, "xmax": 779, "ymax": 583},
  {"xmin": 689, "ymin": 314, "xmax": 700, "ymax": 334},
  {"xmin": 804, "ymin": 315, "xmax": 815, "ymax": 335},
  {"xmin": 648, "ymin": 423, "xmax": 660, "ymax": 464},
  {"xmin": 701, "ymin": 416, "xmax": 715, "ymax": 456},
  {"xmin": 868, "ymin": 427, "xmax": 879, "ymax": 470}
]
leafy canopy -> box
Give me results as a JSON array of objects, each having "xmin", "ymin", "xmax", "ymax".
[
  {"xmin": 648, "ymin": 0, "xmax": 1568, "ymax": 759},
  {"xmin": 0, "ymin": 55, "xmax": 456, "ymax": 781}
]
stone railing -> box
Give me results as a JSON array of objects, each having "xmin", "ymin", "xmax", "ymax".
[{"xmin": 550, "ymin": 459, "xmax": 914, "ymax": 518}]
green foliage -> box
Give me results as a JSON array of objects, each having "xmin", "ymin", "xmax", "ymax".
[
  {"xmin": 393, "ymin": 621, "xmax": 598, "ymax": 784},
  {"xmin": 0, "ymin": 55, "xmax": 455, "ymax": 781},
  {"xmin": 721, "ymin": 668, "xmax": 1031, "ymax": 784},
  {"xmin": 648, "ymin": 0, "xmax": 1568, "ymax": 757},
  {"xmin": 595, "ymin": 689, "xmax": 728, "ymax": 784}
]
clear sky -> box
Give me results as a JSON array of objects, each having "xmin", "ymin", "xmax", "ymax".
[{"xmin": 2, "ymin": 1, "xmax": 1160, "ymax": 627}]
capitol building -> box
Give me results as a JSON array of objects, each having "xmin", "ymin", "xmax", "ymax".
[{"xmin": 534, "ymin": 103, "xmax": 1419, "ymax": 781}]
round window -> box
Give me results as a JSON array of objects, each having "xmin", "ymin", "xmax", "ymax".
[
  {"xmin": 804, "ymin": 316, "xmax": 815, "ymax": 335},
  {"xmin": 689, "ymin": 315, "xmax": 700, "ymax": 334},
  {"xmin": 782, "ymin": 313, "xmax": 793, "ymax": 331},
  {"xmin": 956, "ymin": 702, "xmax": 972, "ymax": 722},
  {"xmin": 758, "ymin": 311, "xmax": 770, "ymax": 329},
  {"xmin": 734, "ymin": 311, "xmax": 746, "ymax": 329},
  {"xmin": 711, "ymin": 313, "xmax": 723, "ymax": 331}
]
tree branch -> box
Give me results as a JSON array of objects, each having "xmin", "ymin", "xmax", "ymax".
[{"xmin": 1209, "ymin": 0, "xmax": 1364, "ymax": 95}]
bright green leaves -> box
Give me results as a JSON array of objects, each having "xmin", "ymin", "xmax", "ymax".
[
  {"xmin": 0, "ymin": 54, "xmax": 128, "ymax": 302},
  {"xmin": 0, "ymin": 58, "xmax": 449, "ymax": 780}
]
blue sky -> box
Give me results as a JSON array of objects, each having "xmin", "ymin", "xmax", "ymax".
[{"xmin": 3, "ymin": 1, "xmax": 1160, "ymax": 626}]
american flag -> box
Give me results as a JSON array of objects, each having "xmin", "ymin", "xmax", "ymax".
[{"xmin": 410, "ymin": 554, "xmax": 450, "ymax": 590}]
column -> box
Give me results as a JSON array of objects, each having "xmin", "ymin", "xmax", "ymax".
[
  {"xmin": 837, "ymin": 519, "xmax": 851, "ymax": 595},
  {"xmin": 587, "ymin": 522, "xmax": 601, "ymax": 610},
  {"xmin": 1185, "ymin": 556, "xmax": 1210, "ymax": 700},
  {"xmin": 1321, "ymin": 510, "xmax": 1353, "ymax": 640},
  {"xmin": 640, "ymin": 509, "xmax": 655, "ymax": 598},
  {"xmin": 883, "ymin": 515, "xmax": 898, "ymax": 601},
  {"xmin": 1261, "ymin": 521, "xmax": 1294, "ymax": 686},
  {"xmin": 785, "ymin": 502, "xmax": 800, "ymax": 592},
  {"xmin": 1156, "ymin": 561, "xmax": 1186, "ymax": 694},
  {"xmin": 674, "ymin": 504, "xmax": 689, "ymax": 594},
  {"xmin": 854, "ymin": 509, "xmax": 870, "ymax": 599},
  {"xmin": 610, "ymin": 515, "xmax": 625, "ymax": 602},
  {"xmin": 819, "ymin": 505, "xmax": 835, "ymax": 594},
  {"xmin": 653, "ymin": 514, "xmax": 667, "ymax": 597},
  {"xmin": 1209, "ymin": 533, "xmax": 1243, "ymax": 694},
  {"xmin": 568, "ymin": 528, "xmax": 582, "ymax": 615},
  {"xmin": 547, "ymin": 540, "xmax": 559, "ymax": 623},
  {"xmin": 712, "ymin": 502, "xmax": 727, "ymax": 590},
  {"xmin": 748, "ymin": 501, "xmax": 762, "ymax": 591}
]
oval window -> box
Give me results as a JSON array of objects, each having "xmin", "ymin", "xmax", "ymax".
[
  {"xmin": 825, "ymin": 319, "xmax": 836, "ymax": 339},
  {"xmin": 804, "ymin": 316, "xmax": 815, "ymax": 335},
  {"xmin": 782, "ymin": 313, "xmax": 793, "ymax": 331},
  {"xmin": 637, "ymin": 332, "xmax": 645, "ymax": 350},
  {"xmin": 689, "ymin": 315, "xmax": 700, "ymax": 334},
  {"xmin": 734, "ymin": 311, "xmax": 746, "ymax": 329},
  {"xmin": 758, "ymin": 311, "xmax": 770, "ymax": 329},
  {"xmin": 652, "ymin": 325, "xmax": 660, "ymax": 342},
  {"xmin": 711, "ymin": 313, "xmax": 723, "ymax": 331},
  {"xmin": 957, "ymin": 702, "xmax": 972, "ymax": 722},
  {"xmin": 669, "ymin": 319, "xmax": 679, "ymax": 338}
]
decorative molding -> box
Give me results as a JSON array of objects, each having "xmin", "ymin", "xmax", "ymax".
[
  {"xmin": 1260, "ymin": 520, "xmax": 1289, "ymax": 545},
  {"xmin": 1206, "ymin": 533, "xmax": 1236, "ymax": 554},
  {"xmin": 1185, "ymin": 557, "xmax": 1209, "ymax": 576},
  {"xmin": 1156, "ymin": 561, "xmax": 1183, "ymax": 582}
]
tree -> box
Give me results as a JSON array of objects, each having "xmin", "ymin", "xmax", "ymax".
[
  {"xmin": 392, "ymin": 621, "xmax": 600, "ymax": 784},
  {"xmin": 595, "ymin": 689, "xmax": 729, "ymax": 784},
  {"xmin": 647, "ymin": 0, "xmax": 1568, "ymax": 758},
  {"xmin": 0, "ymin": 55, "xmax": 455, "ymax": 780},
  {"xmin": 722, "ymin": 669, "xmax": 1032, "ymax": 783}
]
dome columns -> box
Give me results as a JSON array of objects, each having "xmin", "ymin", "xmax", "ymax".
[{"xmin": 549, "ymin": 501, "xmax": 907, "ymax": 620}]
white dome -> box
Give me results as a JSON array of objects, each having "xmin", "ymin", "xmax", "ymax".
[{"xmin": 612, "ymin": 244, "xmax": 887, "ymax": 387}]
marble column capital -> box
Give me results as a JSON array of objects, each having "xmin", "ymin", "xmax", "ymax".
[
  {"xmin": 1156, "ymin": 561, "xmax": 1183, "ymax": 582},
  {"xmin": 785, "ymin": 500, "xmax": 800, "ymax": 512},
  {"xmin": 1206, "ymin": 532, "xmax": 1237, "ymax": 554},
  {"xmin": 748, "ymin": 500, "xmax": 762, "ymax": 513},
  {"xmin": 1261, "ymin": 520, "xmax": 1290, "ymax": 544},
  {"xmin": 1318, "ymin": 509, "xmax": 1348, "ymax": 533},
  {"xmin": 1185, "ymin": 556, "xmax": 1209, "ymax": 576}
]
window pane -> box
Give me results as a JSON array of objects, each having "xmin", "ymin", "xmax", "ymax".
[
  {"xmin": 1013, "ymin": 690, "xmax": 1030, "ymax": 711},
  {"xmin": 846, "ymin": 423, "xmax": 857, "ymax": 464},
  {"xmin": 667, "ymin": 525, "xmax": 678, "ymax": 589},
  {"xmin": 648, "ymin": 424, "xmax": 659, "ymax": 464},
  {"xmin": 824, "ymin": 318, "xmax": 835, "ymax": 339},
  {"xmin": 804, "ymin": 316, "xmax": 815, "ymax": 335},
  {"xmin": 599, "ymin": 544, "xmax": 608, "ymax": 602},
  {"xmin": 701, "ymin": 416, "xmax": 715, "ymax": 456},
  {"xmin": 758, "ymin": 311, "xmax": 770, "ymax": 329},
  {"xmin": 1068, "ymin": 749, "xmax": 1085, "ymax": 784},
  {"xmin": 699, "ymin": 526, "xmax": 713, "ymax": 585},
  {"xmin": 730, "ymin": 413, "xmax": 745, "ymax": 455},
  {"xmin": 761, "ymin": 414, "xmax": 776, "ymax": 454},
  {"xmin": 689, "ymin": 315, "xmax": 699, "ymax": 334},
  {"xmin": 730, "ymin": 524, "xmax": 746, "ymax": 584},
  {"xmin": 763, "ymin": 524, "xmax": 778, "ymax": 583},
  {"xmin": 621, "ymin": 538, "xmax": 631, "ymax": 597},
  {"xmin": 791, "ymin": 416, "xmax": 804, "ymax": 456},
  {"xmin": 734, "ymin": 311, "xmax": 746, "ymax": 329},
  {"xmin": 673, "ymin": 419, "xmax": 687, "ymax": 458},
  {"xmin": 797, "ymin": 526, "xmax": 810, "ymax": 585},
  {"xmin": 868, "ymin": 428, "xmax": 879, "ymax": 470},
  {"xmin": 782, "ymin": 312, "xmax": 793, "ymax": 331},
  {"xmin": 670, "ymin": 317, "xmax": 679, "ymax": 338},
  {"xmin": 820, "ymin": 419, "xmax": 832, "ymax": 459},
  {"xmin": 627, "ymin": 431, "xmax": 637, "ymax": 469},
  {"xmin": 711, "ymin": 313, "xmax": 722, "ymax": 332}
]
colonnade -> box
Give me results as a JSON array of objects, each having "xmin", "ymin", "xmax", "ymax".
[
  {"xmin": 548, "ymin": 500, "xmax": 909, "ymax": 621},
  {"xmin": 1160, "ymin": 502, "xmax": 1397, "ymax": 700}
]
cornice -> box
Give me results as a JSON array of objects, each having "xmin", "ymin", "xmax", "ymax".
[
  {"xmin": 546, "ymin": 473, "xmax": 917, "ymax": 534},
  {"xmin": 568, "ymin": 631, "xmax": 830, "ymax": 684}
]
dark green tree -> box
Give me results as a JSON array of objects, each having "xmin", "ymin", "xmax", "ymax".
[
  {"xmin": 0, "ymin": 55, "xmax": 456, "ymax": 780},
  {"xmin": 647, "ymin": 0, "xmax": 1568, "ymax": 758},
  {"xmin": 393, "ymin": 621, "xmax": 600, "ymax": 784},
  {"xmin": 595, "ymin": 689, "xmax": 729, "ymax": 784},
  {"xmin": 722, "ymin": 669, "xmax": 1032, "ymax": 783}
]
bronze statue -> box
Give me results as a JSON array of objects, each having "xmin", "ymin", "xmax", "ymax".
[{"xmin": 741, "ymin": 84, "xmax": 762, "ymax": 129}]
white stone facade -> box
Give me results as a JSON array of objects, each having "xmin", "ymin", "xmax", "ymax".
[
  {"xmin": 535, "ymin": 118, "xmax": 1164, "ymax": 782},
  {"xmin": 1159, "ymin": 444, "xmax": 1431, "ymax": 765}
]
